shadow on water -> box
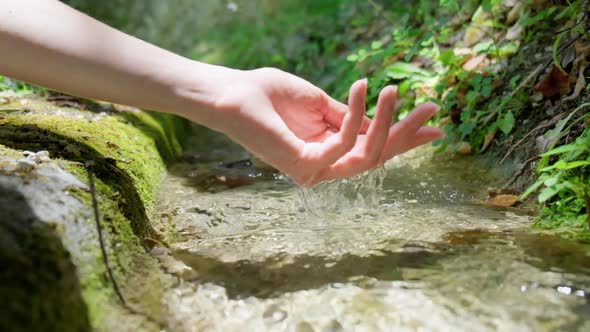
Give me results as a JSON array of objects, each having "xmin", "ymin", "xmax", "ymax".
[
  {"xmin": 0, "ymin": 183, "xmax": 90, "ymax": 332},
  {"xmin": 442, "ymin": 229, "xmax": 590, "ymax": 275},
  {"xmin": 174, "ymin": 241, "xmax": 449, "ymax": 299},
  {"xmin": 174, "ymin": 229, "xmax": 590, "ymax": 301}
]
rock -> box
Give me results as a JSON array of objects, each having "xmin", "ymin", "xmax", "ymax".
[
  {"xmin": 32, "ymin": 150, "xmax": 51, "ymax": 163},
  {"xmin": 1, "ymin": 157, "xmax": 92, "ymax": 332},
  {"xmin": 16, "ymin": 158, "xmax": 36, "ymax": 172},
  {"xmin": 0, "ymin": 96, "xmax": 190, "ymax": 331}
]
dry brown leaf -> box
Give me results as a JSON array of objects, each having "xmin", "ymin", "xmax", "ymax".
[
  {"xmin": 483, "ymin": 194, "xmax": 520, "ymax": 207},
  {"xmin": 456, "ymin": 141, "xmax": 472, "ymax": 155},
  {"xmin": 533, "ymin": 65, "xmax": 572, "ymax": 98},
  {"xmin": 506, "ymin": 3, "xmax": 522, "ymax": 24},
  {"xmin": 462, "ymin": 54, "xmax": 488, "ymax": 72},
  {"xmin": 480, "ymin": 130, "xmax": 497, "ymax": 152},
  {"xmin": 505, "ymin": 22, "xmax": 522, "ymax": 41}
]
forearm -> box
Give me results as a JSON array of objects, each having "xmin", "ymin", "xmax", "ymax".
[{"xmin": 0, "ymin": 0, "xmax": 230, "ymax": 125}]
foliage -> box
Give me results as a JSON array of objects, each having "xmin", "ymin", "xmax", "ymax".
[
  {"xmin": 0, "ymin": 75, "xmax": 42, "ymax": 95},
  {"xmin": 522, "ymin": 104, "xmax": 590, "ymax": 236},
  {"xmin": 191, "ymin": 1, "xmax": 587, "ymax": 155}
]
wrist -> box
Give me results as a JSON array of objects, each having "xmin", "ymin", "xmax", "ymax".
[{"xmin": 165, "ymin": 60, "xmax": 246, "ymax": 131}]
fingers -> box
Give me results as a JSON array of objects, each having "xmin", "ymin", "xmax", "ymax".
[
  {"xmin": 306, "ymin": 85, "xmax": 398, "ymax": 185},
  {"xmin": 391, "ymin": 102, "xmax": 439, "ymax": 137},
  {"xmin": 404, "ymin": 126, "xmax": 445, "ymax": 152},
  {"xmin": 379, "ymin": 102, "xmax": 441, "ymax": 163},
  {"xmin": 325, "ymin": 93, "xmax": 372, "ymax": 133},
  {"xmin": 364, "ymin": 85, "xmax": 397, "ymax": 165},
  {"xmin": 301, "ymin": 79, "xmax": 366, "ymax": 168}
]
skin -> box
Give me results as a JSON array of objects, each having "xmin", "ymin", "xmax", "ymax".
[{"xmin": 0, "ymin": 0, "xmax": 444, "ymax": 187}]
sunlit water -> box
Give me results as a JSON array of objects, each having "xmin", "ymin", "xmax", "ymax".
[{"xmin": 153, "ymin": 126, "xmax": 590, "ymax": 332}]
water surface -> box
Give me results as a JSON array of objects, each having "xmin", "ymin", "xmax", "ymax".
[{"xmin": 154, "ymin": 126, "xmax": 590, "ymax": 332}]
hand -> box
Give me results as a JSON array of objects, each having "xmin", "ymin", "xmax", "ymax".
[{"xmin": 200, "ymin": 68, "xmax": 444, "ymax": 187}]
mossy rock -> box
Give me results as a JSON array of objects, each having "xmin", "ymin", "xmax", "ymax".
[
  {"xmin": 0, "ymin": 97, "xmax": 189, "ymax": 331},
  {"xmin": 0, "ymin": 98, "xmax": 188, "ymax": 238}
]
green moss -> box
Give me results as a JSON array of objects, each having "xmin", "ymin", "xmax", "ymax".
[
  {"xmin": 0, "ymin": 144, "xmax": 23, "ymax": 159},
  {"xmin": 0, "ymin": 99, "xmax": 188, "ymax": 239},
  {"xmin": 0, "ymin": 98, "xmax": 182, "ymax": 330}
]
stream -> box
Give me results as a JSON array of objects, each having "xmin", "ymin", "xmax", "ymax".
[{"xmin": 153, "ymin": 125, "xmax": 590, "ymax": 332}]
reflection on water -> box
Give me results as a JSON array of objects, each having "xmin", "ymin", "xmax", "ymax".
[{"xmin": 154, "ymin": 126, "xmax": 590, "ymax": 332}]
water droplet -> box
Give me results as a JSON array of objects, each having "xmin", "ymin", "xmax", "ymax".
[
  {"xmin": 557, "ymin": 286, "xmax": 572, "ymax": 295},
  {"xmin": 263, "ymin": 306, "xmax": 287, "ymax": 324}
]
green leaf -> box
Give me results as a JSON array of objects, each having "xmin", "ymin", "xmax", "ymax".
[
  {"xmin": 440, "ymin": 0, "xmax": 459, "ymax": 11},
  {"xmin": 540, "ymin": 144, "xmax": 582, "ymax": 157},
  {"xmin": 509, "ymin": 75, "xmax": 521, "ymax": 89},
  {"xmin": 371, "ymin": 41, "xmax": 383, "ymax": 50},
  {"xmin": 481, "ymin": 84, "xmax": 492, "ymax": 97},
  {"xmin": 520, "ymin": 7, "xmax": 558, "ymax": 27},
  {"xmin": 386, "ymin": 62, "xmax": 430, "ymax": 80},
  {"xmin": 498, "ymin": 111, "xmax": 515, "ymax": 135},
  {"xmin": 556, "ymin": 161, "xmax": 590, "ymax": 170},
  {"xmin": 398, "ymin": 80, "xmax": 412, "ymax": 96},
  {"xmin": 459, "ymin": 122, "xmax": 476, "ymax": 136},
  {"xmin": 346, "ymin": 54, "xmax": 358, "ymax": 62},
  {"xmin": 538, "ymin": 186, "xmax": 559, "ymax": 203},
  {"xmin": 473, "ymin": 41, "xmax": 495, "ymax": 54},
  {"xmin": 367, "ymin": 105, "xmax": 377, "ymax": 117},
  {"xmin": 498, "ymin": 42, "xmax": 520, "ymax": 57},
  {"xmin": 439, "ymin": 49, "xmax": 456, "ymax": 66},
  {"xmin": 543, "ymin": 176, "xmax": 559, "ymax": 187},
  {"xmin": 521, "ymin": 177, "xmax": 545, "ymax": 200}
]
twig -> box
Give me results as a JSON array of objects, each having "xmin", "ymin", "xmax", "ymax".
[
  {"xmin": 482, "ymin": 63, "xmax": 544, "ymax": 126},
  {"xmin": 502, "ymin": 155, "xmax": 539, "ymax": 189},
  {"xmin": 86, "ymin": 161, "xmax": 166, "ymax": 328},
  {"xmin": 86, "ymin": 161, "xmax": 126, "ymax": 305},
  {"xmin": 499, "ymin": 113, "xmax": 564, "ymax": 164}
]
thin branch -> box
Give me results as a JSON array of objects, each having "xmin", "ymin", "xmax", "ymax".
[
  {"xmin": 86, "ymin": 161, "xmax": 166, "ymax": 328},
  {"xmin": 499, "ymin": 113, "xmax": 564, "ymax": 164},
  {"xmin": 86, "ymin": 161, "xmax": 126, "ymax": 305},
  {"xmin": 502, "ymin": 155, "xmax": 539, "ymax": 189}
]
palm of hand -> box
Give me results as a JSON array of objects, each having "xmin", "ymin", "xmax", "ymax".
[{"xmin": 226, "ymin": 68, "xmax": 444, "ymax": 187}]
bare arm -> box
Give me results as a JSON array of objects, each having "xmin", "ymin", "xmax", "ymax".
[
  {"xmin": 0, "ymin": 0, "xmax": 230, "ymax": 125},
  {"xmin": 0, "ymin": 0, "xmax": 443, "ymax": 186}
]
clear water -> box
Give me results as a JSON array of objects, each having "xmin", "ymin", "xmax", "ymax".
[{"xmin": 153, "ymin": 126, "xmax": 590, "ymax": 332}]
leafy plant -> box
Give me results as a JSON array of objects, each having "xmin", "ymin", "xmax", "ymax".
[{"xmin": 522, "ymin": 104, "xmax": 590, "ymax": 233}]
